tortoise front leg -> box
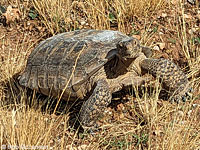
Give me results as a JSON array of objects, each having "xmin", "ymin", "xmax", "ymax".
[
  {"xmin": 140, "ymin": 58, "xmax": 192, "ymax": 102},
  {"xmin": 79, "ymin": 79, "xmax": 112, "ymax": 130}
]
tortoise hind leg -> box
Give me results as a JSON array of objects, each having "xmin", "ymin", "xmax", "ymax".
[
  {"xmin": 79, "ymin": 79, "xmax": 112, "ymax": 130},
  {"xmin": 140, "ymin": 58, "xmax": 192, "ymax": 103}
]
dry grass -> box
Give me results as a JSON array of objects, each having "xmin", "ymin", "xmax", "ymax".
[
  {"xmin": 0, "ymin": 0, "xmax": 200, "ymax": 149},
  {"xmin": 31, "ymin": 0, "xmax": 167, "ymax": 34}
]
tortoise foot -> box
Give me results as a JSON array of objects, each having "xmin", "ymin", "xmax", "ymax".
[{"xmin": 79, "ymin": 79, "xmax": 112, "ymax": 130}]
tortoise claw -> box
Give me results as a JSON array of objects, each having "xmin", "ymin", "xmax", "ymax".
[
  {"xmin": 170, "ymin": 87, "xmax": 193, "ymax": 103},
  {"xmin": 86, "ymin": 124, "xmax": 100, "ymax": 135}
]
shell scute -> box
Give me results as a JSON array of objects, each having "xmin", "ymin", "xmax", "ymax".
[{"xmin": 19, "ymin": 29, "xmax": 132, "ymax": 98}]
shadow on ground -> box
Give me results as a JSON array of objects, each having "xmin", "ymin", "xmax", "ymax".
[{"xmin": 1, "ymin": 74, "xmax": 171, "ymax": 134}]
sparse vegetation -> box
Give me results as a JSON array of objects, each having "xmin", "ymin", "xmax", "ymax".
[{"xmin": 0, "ymin": 0, "xmax": 199, "ymax": 149}]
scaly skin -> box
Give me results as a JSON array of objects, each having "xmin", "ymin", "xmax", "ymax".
[
  {"xmin": 79, "ymin": 79, "xmax": 112, "ymax": 130},
  {"xmin": 79, "ymin": 48, "xmax": 192, "ymax": 131},
  {"xmin": 140, "ymin": 58, "xmax": 192, "ymax": 102}
]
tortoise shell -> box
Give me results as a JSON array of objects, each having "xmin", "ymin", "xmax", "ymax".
[{"xmin": 19, "ymin": 29, "xmax": 138, "ymax": 99}]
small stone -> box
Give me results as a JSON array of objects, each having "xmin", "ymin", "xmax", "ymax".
[{"xmin": 153, "ymin": 45, "xmax": 160, "ymax": 51}]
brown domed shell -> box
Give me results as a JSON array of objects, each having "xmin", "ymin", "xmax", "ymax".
[{"xmin": 19, "ymin": 29, "xmax": 133, "ymax": 97}]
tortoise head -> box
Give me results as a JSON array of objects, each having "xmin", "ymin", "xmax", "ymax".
[{"xmin": 117, "ymin": 38, "xmax": 142, "ymax": 59}]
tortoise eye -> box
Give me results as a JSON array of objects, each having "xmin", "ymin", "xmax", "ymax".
[{"xmin": 133, "ymin": 40, "xmax": 138, "ymax": 46}]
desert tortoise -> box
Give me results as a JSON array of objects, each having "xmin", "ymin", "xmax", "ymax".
[{"xmin": 19, "ymin": 29, "xmax": 192, "ymax": 130}]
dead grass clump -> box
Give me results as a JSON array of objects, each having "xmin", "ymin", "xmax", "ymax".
[
  {"xmin": 0, "ymin": 33, "xmax": 35, "ymax": 105},
  {"xmin": 0, "ymin": 108, "xmax": 53, "ymax": 148},
  {"xmin": 32, "ymin": 0, "xmax": 167, "ymax": 34}
]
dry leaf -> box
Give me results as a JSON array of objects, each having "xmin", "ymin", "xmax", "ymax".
[
  {"xmin": 132, "ymin": 34, "xmax": 141, "ymax": 40},
  {"xmin": 3, "ymin": 5, "xmax": 20, "ymax": 24},
  {"xmin": 157, "ymin": 42, "xmax": 166, "ymax": 50}
]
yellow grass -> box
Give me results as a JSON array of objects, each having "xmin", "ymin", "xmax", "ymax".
[
  {"xmin": 0, "ymin": 0, "xmax": 199, "ymax": 149},
  {"xmin": 32, "ymin": 0, "xmax": 166, "ymax": 34}
]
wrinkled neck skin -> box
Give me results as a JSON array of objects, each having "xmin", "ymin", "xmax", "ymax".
[
  {"xmin": 126, "ymin": 52, "xmax": 147, "ymax": 75},
  {"xmin": 88, "ymin": 53, "xmax": 148, "ymax": 94}
]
